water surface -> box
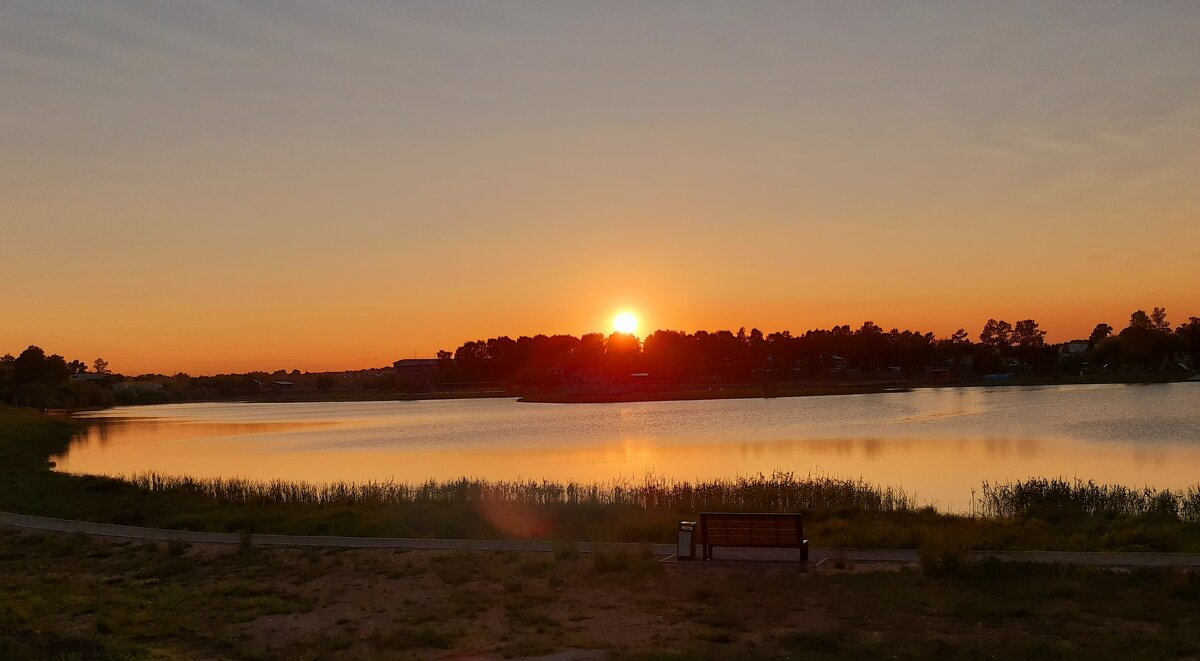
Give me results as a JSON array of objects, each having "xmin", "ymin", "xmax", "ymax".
[{"xmin": 56, "ymin": 383, "xmax": 1200, "ymax": 511}]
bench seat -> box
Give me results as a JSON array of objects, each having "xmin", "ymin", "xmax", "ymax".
[{"xmin": 699, "ymin": 512, "xmax": 809, "ymax": 563}]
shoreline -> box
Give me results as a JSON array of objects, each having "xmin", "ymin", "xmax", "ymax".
[
  {"xmin": 4, "ymin": 408, "xmax": 1200, "ymax": 555},
  {"xmin": 99, "ymin": 373, "xmax": 1193, "ymax": 409},
  {"xmin": 518, "ymin": 373, "xmax": 1190, "ymax": 404}
]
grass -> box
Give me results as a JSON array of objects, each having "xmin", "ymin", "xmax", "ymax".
[
  {"xmin": 3, "ymin": 407, "xmax": 1200, "ymax": 552},
  {"xmin": 11, "ymin": 528, "xmax": 1200, "ymax": 660},
  {"xmin": 978, "ymin": 477, "xmax": 1200, "ymax": 521},
  {"xmin": 123, "ymin": 470, "xmax": 918, "ymax": 512}
]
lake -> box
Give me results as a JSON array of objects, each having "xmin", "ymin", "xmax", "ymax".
[{"xmin": 56, "ymin": 382, "xmax": 1200, "ymax": 512}]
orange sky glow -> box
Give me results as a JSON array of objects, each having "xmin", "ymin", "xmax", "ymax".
[{"xmin": 2, "ymin": 3, "xmax": 1198, "ymax": 375}]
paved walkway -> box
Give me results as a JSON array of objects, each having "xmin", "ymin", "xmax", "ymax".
[{"xmin": 5, "ymin": 511, "xmax": 1200, "ymax": 568}]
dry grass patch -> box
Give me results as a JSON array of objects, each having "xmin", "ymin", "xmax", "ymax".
[{"xmin": 4, "ymin": 530, "xmax": 1200, "ymax": 660}]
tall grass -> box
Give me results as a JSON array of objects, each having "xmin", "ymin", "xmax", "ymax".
[
  {"xmin": 124, "ymin": 471, "xmax": 917, "ymax": 514},
  {"xmin": 977, "ymin": 478, "xmax": 1200, "ymax": 522},
  {"xmin": 125, "ymin": 471, "xmax": 1200, "ymax": 522}
]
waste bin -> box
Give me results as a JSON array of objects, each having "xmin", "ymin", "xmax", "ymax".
[{"xmin": 677, "ymin": 521, "xmax": 697, "ymax": 561}]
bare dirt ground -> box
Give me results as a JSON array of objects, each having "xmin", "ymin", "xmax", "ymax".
[{"xmin": 3, "ymin": 529, "xmax": 1200, "ymax": 660}]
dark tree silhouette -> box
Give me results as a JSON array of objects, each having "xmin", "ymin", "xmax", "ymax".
[
  {"xmin": 1096, "ymin": 308, "xmax": 1187, "ymax": 371},
  {"xmin": 1089, "ymin": 323, "xmax": 1113, "ymax": 347},
  {"xmin": 1177, "ymin": 317, "xmax": 1200, "ymax": 366}
]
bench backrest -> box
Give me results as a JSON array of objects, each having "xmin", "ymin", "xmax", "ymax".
[{"xmin": 699, "ymin": 512, "xmax": 804, "ymax": 547}]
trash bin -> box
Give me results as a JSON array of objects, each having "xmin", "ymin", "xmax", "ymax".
[{"xmin": 677, "ymin": 521, "xmax": 697, "ymax": 561}]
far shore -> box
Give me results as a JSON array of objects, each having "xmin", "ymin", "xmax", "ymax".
[
  {"xmin": 519, "ymin": 373, "xmax": 1193, "ymax": 404},
  {"xmin": 162, "ymin": 372, "xmax": 1192, "ymax": 407}
]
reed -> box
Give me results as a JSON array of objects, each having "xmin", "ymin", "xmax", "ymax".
[
  {"xmin": 122, "ymin": 470, "xmax": 918, "ymax": 514},
  {"xmin": 976, "ymin": 478, "xmax": 1200, "ymax": 522}
]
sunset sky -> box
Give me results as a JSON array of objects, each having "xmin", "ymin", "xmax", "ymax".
[{"xmin": 3, "ymin": 2, "xmax": 1198, "ymax": 375}]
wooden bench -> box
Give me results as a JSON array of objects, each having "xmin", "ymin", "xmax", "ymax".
[{"xmin": 698, "ymin": 512, "xmax": 809, "ymax": 563}]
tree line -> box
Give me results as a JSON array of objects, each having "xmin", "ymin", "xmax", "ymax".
[
  {"xmin": 5, "ymin": 307, "xmax": 1198, "ymax": 405},
  {"xmin": 0, "ymin": 348, "xmax": 400, "ymax": 405},
  {"xmin": 437, "ymin": 308, "xmax": 1200, "ymax": 386},
  {"xmin": 0, "ymin": 346, "xmax": 116, "ymax": 409}
]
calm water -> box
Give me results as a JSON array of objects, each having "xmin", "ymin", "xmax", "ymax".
[{"xmin": 56, "ymin": 383, "xmax": 1200, "ymax": 512}]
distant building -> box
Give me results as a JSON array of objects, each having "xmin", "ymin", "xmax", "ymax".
[
  {"xmin": 1061, "ymin": 341, "xmax": 1090, "ymax": 357},
  {"xmin": 69, "ymin": 373, "xmax": 107, "ymax": 383},
  {"xmin": 112, "ymin": 381, "xmax": 164, "ymax": 393},
  {"xmin": 393, "ymin": 359, "xmax": 440, "ymax": 386},
  {"xmin": 925, "ymin": 366, "xmax": 951, "ymax": 379}
]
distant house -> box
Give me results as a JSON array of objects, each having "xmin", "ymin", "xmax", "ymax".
[
  {"xmin": 393, "ymin": 359, "xmax": 440, "ymax": 386},
  {"xmin": 563, "ymin": 366, "xmax": 602, "ymax": 386},
  {"xmin": 69, "ymin": 373, "xmax": 107, "ymax": 383},
  {"xmin": 112, "ymin": 381, "xmax": 164, "ymax": 393},
  {"xmin": 1061, "ymin": 341, "xmax": 1090, "ymax": 357},
  {"xmin": 925, "ymin": 367, "xmax": 952, "ymax": 379}
]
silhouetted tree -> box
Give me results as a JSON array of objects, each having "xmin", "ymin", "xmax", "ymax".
[
  {"xmin": 1089, "ymin": 323, "xmax": 1113, "ymax": 347},
  {"xmin": 14, "ymin": 346, "xmax": 70, "ymax": 385},
  {"xmin": 979, "ymin": 319, "xmax": 1013, "ymax": 351},
  {"xmin": 0, "ymin": 345, "xmax": 116, "ymax": 408},
  {"xmin": 643, "ymin": 330, "xmax": 693, "ymax": 381},
  {"xmin": 1177, "ymin": 317, "xmax": 1200, "ymax": 367},
  {"xmin": 602, "ymin": 332, "xmax": 641, "ymax": 379},
  {"xmin": 1097, "ymin": 308, "xmax": 1186, "ymax": 371},
  {"xmin": 1012, "ymin": 320, "xmax": 1046, "ymax": 349},
  {"xmin": 1128, "ymin": 310, "xmax": 1154, "ymax": 331},
  {"xmin": 1151, "ymin": 307, "xmax": 1171, "ymax": 333},
  {"xmin": 978, "ymin": 320, "xmax": 1013, "ymax": 371}
]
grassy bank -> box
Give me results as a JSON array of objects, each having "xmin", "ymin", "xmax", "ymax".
[
  {"xmin": 2, "ymin": 408, "xmax": 1199, "ymax": 551},
  {"xmin": 3, "ymin": 529, "xmax": 1200, "ymax": 660}
]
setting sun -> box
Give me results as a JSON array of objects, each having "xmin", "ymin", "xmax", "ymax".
[{"xmin": 613, "ymin": 311, "xmax": 639, "ymax": 335}]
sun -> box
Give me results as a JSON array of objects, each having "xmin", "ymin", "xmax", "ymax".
[{"xmin": 613, "ymin": 311, "xmax": 639, "ymax": 335}]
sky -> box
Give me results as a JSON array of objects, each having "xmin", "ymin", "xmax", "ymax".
[{"xmin": 2, "ymin": 1, "xmax": 1198, "ymax": 375}]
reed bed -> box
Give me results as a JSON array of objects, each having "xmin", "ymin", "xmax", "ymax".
[
  {"xmin": 125, "ymin": 471, "xmax": 1200, "ymax": 522},
  {"xmin": 124, "ymin": 471, "xmax": 918, "ymax": 514},
  {"xmin": 976, "ymin": 478, "xmax": 1200, "ymax": 522}
]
